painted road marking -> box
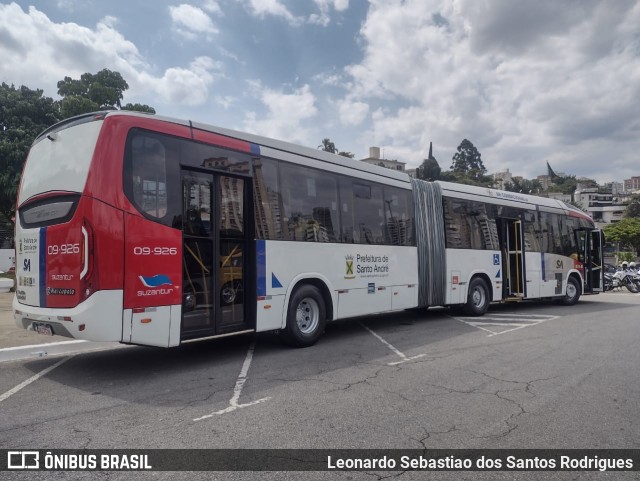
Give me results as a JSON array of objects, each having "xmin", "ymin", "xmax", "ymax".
[
  {"xmin": 0, "ymin": 341, "xmax": 126, "ymax": 363},
  {"xmin": 0, "ymin": 356, "xmax": 72, "ymax": 403},
  {"xmin": 451, "ymin": 313, "xmax": 558, "ymax": 337},
  {"xmin": 194, "ymin": 340, "xmax": 270, "ymax": 420},
  {"xmin": 360, "ymin": 322, "xmax": 426, "ymax": 366}
]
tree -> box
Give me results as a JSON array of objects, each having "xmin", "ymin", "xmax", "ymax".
[
  {"xmin": 603, "ymin": 217, "xmax": 640, "ymax": 253},
  {"xmin": 122, "ymin": 103, "xmax": 156, "ymax": 114},
  {"xmin": 318, "ymin": 138, "xmax": 354, "ymax": 158},
  {"xmin": 57, "ymin": 69, "xmax": 154, "ymax": 118},
  {"xmin": 504, "ymin": 178, "xmax": 542, "ymax": 194},
  {"xmin": 318, "ymin": 138, "xmax": 337, "ymax": 154},
  {"xmin": 0, "ymin": 83, "xmax": 61, "ymax": 225},
  {"xmin": 624, "ymin": 194, "xmax": 640, "ymax": 218},
  {"xmin": 451, "ymin": 139, "xmax": 486, "ymax": 178},
  {"xmin": 417, "ymin": 142, "xmax": 441, "ymax": 181}
]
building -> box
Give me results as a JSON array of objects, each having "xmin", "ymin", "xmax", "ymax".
[
  {"xmin": 360, "ymin": 147, "xmax": 406, "ymax": 172},
  {"xmin": 545, "ymin": 192, "xmax": 572, "ymax": 203},
  {"xmin": 624, "ymin": 176, "xmax": 640, "ymax": 193},
  {"xmin": 574, "ymin": 186, "xmax": 625, "ymax": 228},
  {"xmin": 492, "ymin": 169, "xmax": 513, "ymax": 190},
  {"xmin": 603, "ymin": 182, "xmax": 624, "ymax": 196}
]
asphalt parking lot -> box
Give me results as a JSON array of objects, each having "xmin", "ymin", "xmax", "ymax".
[{"xmin": 1, "ymin": 291, "xmax": 640, "ymax": 480}]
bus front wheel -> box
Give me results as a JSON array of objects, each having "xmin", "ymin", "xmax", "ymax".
[
  {"xmin": 561, "ymin": 276, "xmax": 581, "ymax": 305},
  {"xmin": 463, "ymin": 278, "xmax": 490, "ymax": 316},
  {"xmin": 281, "ymin": 285, "xmax": 326, "ymax": 347}
]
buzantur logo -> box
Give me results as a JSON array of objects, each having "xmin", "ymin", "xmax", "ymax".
[{"xmin": 138, "ymin": 274, "xmax": 173, "ymax": 288}]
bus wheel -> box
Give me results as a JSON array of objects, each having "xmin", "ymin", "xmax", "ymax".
[
  {"xmin": 562, "ymin": 276, "xmax": 581, "ymax": 305},
  {"xmin": 463, "ymin": 278, "xmax": 490, "ymax": 316},
  {"xmin": 282, "ymin": 285, "xmax": 326, "ymax": 347}
]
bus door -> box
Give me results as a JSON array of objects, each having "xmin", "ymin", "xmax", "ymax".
[
  {"xmin": 181, "ymin": 170, "xmax": 250, "ymax": 339},
  {"xmin": 498, "ymin": 218, "xmax": 527, "ymax": 298},
  {"xmin": 575, "ymin": 229, "xmax": 604, "ymax": 293}
]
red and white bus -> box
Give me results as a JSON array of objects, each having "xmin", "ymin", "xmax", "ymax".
[{"xmin": 13, "ymin": 111, "xmax": 604, "ymax": 347}]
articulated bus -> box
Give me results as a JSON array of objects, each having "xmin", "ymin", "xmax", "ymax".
[{"xmin": 13, "ymin": 111, "xmax": 604, "ymax": 347}]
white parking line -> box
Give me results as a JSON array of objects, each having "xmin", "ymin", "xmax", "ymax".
[
  {"xmin": 0, "ymin": 340, "xmax": 86, "ymax": 352},
  {"xmin": 451, "ymin": 313, "xmax": 558, "ymax": 337},
  {"xmin": 0, "ymin": 356, "xmax": 72, "ymax": 403},
  {"xmin": 360, "ymin": 322, "xmax": 426, "ymax": 365},
  {"xmin": 193, "ymin": 340, "xmax": 270, "ymax": 420}
]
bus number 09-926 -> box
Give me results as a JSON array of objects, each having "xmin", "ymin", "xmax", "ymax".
[
  {"xmin": 48, "ymin": 244, "xmax": 80, "ymax": 255},
  {"xmin": 133, "ymin": 247, "xmax": 178, "ymax": 256}
]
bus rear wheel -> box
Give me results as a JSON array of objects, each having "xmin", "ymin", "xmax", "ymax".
[
  {"xmin": 561, "ymin": 276, "xmax": 581, "ymax": 305},
  {"xmin": 463, "ymin": 277, "xmax": 490, "ymax": 316},
  {"xmin": 281, "ymin": 285, "xmax": 326, "ymax": 347}
]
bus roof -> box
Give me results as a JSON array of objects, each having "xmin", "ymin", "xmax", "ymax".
[
  {"xmin": 102, "ymin": 110, "xmax": 412, "ymax": 185},
  {"xmin": 436, "ymin": 180, "xmax": 594, "ymax": 221}
]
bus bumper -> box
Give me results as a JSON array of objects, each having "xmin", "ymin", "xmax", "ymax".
[{"xmin": 13, "ymin": 290, "xmax": 124, "ymax": 342}]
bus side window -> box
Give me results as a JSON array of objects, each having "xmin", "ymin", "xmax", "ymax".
[
  {"xmin": 339, "ymin": 178, "xmax": 357, "ymax": 243},
  {"xmin": 131, "ymin": 136, "xmax": 168, "ymax": 219},
  {"xmin": 279, "ymin": 162, "xmax": 339, "ymax": 242}
]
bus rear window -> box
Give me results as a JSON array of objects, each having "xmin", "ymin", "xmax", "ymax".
[{"xmin": 18, "ymin": 120, "xmax": 103, "ymax": 206}]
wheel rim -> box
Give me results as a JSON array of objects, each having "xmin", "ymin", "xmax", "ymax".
[
  {"xmin": 566, "ymin": 282, "xmax": 577, "ymax": 300},
  {"xmin": 296, "ymin": 297, "xmax": 320, "ymax": 334},
  {"xmin": 222, "ymin": 286, "xmax": 236, "ymax": 304},
  {"xmin": 471, "ymin": 286, "xmax": 486, "ymax": 309}
]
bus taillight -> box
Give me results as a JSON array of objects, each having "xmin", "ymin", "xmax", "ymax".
[{"xmin": 80, "ymin": 220, "xmax": 97, "ymax": 301}]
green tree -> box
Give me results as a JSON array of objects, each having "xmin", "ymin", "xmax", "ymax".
[
  {"xmin": 451, "ymin": 139, "xmax": 486, "ymax": 178},
  {"xmin": 603, "ymin": 217, "xmax": 640, "ymax": 253},
  {"xmin": 318, "ymin": 138, "xmax": 354, "ymax": 158},
  {"xmin": 549, "ymin": 174, "xmax": 578, "ymax": 195},
  {"xmin": 122, "ymin": 103, "xmax": 156, "ymax": 114},
  {"xmin": 624, "ymin": 194, "xmax": 640, "ymax": 218},
  {"xmin": 0, "ymin": 83, "xmax": 61, "ymax": 225},
  {"xmin": 417, "ymin": 142, "xmax": 441, "ymax": 181},
  {"xmin": 318, "ymin": 138, "xmax": 337, "ymax": 153},
  {"xmin": 57, "ymin": 69, "xmax": 154, "ymax": 117},
  {"xmin": 504, "ymin": 178, "xmax": 543, "ymax": 194},
  {"xmin": 418, "ymin": 157, "xmax": 441, "ymax": 181}
]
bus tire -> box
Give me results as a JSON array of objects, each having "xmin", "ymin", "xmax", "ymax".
[
  {"xmin": 562, "ymin": 276, "xmax": 581, "ymax": 305},
  {"xmin": 281, "ymin": 285, "xmax": 326, "ymax": 347},
  {"xmin": 463, "ymin": 277, "xmax": 490, "ymax": 316}
]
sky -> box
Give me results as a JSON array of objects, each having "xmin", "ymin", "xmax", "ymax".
[{"xmin": 1, "ymin": 0, "xmax": 639, "ymax": 183}]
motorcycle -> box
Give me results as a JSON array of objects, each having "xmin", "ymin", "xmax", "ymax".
[{"xmin": 610, "ymin": 269, "xmax": 640, "ymax": 293}]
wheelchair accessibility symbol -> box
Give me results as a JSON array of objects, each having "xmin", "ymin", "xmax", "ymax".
[{"xmin": 493, "ymin": 254, "xmax": 500, "ymax": 265}]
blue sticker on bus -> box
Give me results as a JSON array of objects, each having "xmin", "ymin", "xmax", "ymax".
[
  {"xmin": 139, "ymin": 274, "xmax": 173, "ymax": 287},
  {"xmin": 256, "ymin": 240, "xmax": 266, "ymax": 297},
  {"xmin": 368, "ymin": 283, "xmax": 375, "ymax": 294},
  {"xmin": 271, "ymin": 273, "xmax": 283, "ymax": 288},
  {"xmin": 493, "ymin": 254, "xmax": 500, "ymax": 265}
]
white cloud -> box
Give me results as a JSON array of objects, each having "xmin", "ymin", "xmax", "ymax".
[
  {"xmin": 169, "ymin": 4, "xmax": 218, "ymax": 40},
  {"xmin": 143, "ymin": 56, "xmax": 221, "ymax": 106},
  {"xmin": 244, "ymin": 83, "xmax": 318, "ymax": 144},
  {"xmin": 309, "ymin": 0, "xmax": 349, "ymax": 26},
  {"xmin": 244, "ymin": 0, "xmax": 301, "ymax": 25},
  {"xmin": 338, "ymin": 99, "xmax": 369, "ymax": 126},
  {"xmin": 238, "ymin": 0, "xmax": 348, "ymax": 27},
  {"xmin": 0, "ymin": 3, "xmax": 220, "ymax": 108},
  {"xmin": 339, "ymin": 0, "xmax": 640, "ymax": 180},
  {"xmin": 202, "ymin": 0, "xmax": 223, "ymax": 15}
]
